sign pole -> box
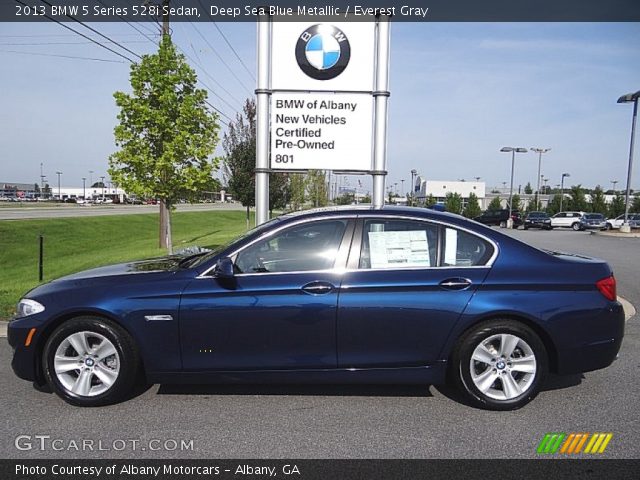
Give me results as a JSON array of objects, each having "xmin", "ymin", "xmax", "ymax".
[
  {"xmin": 255, "ymin": 14, "xmax": 271, "ymax": 226},
  {"xmin": 372, "ymin": 16, "xmax": 391, "ymax": 209}
]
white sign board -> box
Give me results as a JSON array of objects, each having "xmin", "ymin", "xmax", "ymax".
[
  {"xmin": 270, "ymin": 92, "xmax": 373, "ymax": 171},
  {"xmin": 271, "ymin": 22, "xmax": 376, "ymax": 92},
  {"xmin": 368, "ymin": 231, "xmax": 431, "ymax": 269}
]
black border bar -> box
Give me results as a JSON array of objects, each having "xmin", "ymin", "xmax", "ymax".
[{"xmin": 3, "ymin": 0, "xmax": 640, "ymax": 22}]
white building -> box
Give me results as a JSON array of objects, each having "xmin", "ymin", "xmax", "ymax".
[{"xmin": 414, "ymin": 178, "xmax": 485, "ymax": 204}]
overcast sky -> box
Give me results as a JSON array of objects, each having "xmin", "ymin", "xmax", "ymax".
[{"xmin": 1, "ymin": 21, "xmax": 639, "ymax": 194}]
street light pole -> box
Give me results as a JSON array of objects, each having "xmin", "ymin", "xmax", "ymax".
[
  {"xmin": 617, "ymin": 90, "xmax": 639, "ymax": 232},
  {"xmin": 100, "ymin": 176, "xmax": 105, "ymax": 202},
  {"xmin": 500, "ymin": 147, "xmax": 528, "ymax": 228},
  {"xmin": 82, "ymin": 177, "xmax": 86, "ymax": 200},
  {"xmin": 531, "ymin": 147, "xmax": 550, "ymax": 209},
  {"xmin": 611, "ymin": 180, "xmax": 618, "ymax": 193},
  {"xmin": 401, "ymin": 179, "xmax": 405, "ymax": 197},
  {"xmin": 560, "ymin": 173, "xmax": 570, "ymax": 212},
  {"xmin": 55, "ymin": 171, "xmax": 62, "ymax": 201},
  {"xmin": 410, "ymin": 169, "xmax": 417, "ymax": 206}
]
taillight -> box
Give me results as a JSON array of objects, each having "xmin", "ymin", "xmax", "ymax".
[{"xmin": 596, "ymin": 276, "xmax": 617, "ymax": 301}]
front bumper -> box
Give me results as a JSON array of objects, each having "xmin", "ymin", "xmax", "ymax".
[{"xmin": 7, "ymin": 316, "xmax": 44, "ymax": 382}]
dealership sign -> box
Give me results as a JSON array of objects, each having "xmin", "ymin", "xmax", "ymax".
[{"xmin": 269, "ymin": 21, "xmax": 377, "ymax": 171}]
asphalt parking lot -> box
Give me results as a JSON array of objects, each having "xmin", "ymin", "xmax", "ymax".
[{"xmin": 1, "ymin": 228, "xmax": 638, "ymax": 459}]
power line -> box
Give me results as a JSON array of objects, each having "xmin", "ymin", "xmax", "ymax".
[
  {"xmin": 189, "ymin": 21, "xmax": 253, "ymax": 96},
  {"xmin": 0, "ymin": 41, "xmax": 150, "ymax": 46},
  {"xmin": 96, "ymin": 0, "xmax": 157, "ymax": 46},
  {"xmin": 14, "ymin": 0, "xmax": 135, "ymax": 62},
  {"xmin": 0, "ymin": 49, "xmax": 126, "ymax": 63},
  {"xmin": 38, "ymin": 0, "xmax": 142, "ymax": 60},
  {"xmin": 174, "ymin": 41, "xmax": 242, "ymax": 112},
  {"xmin": 196, "ymin": 0, "xmax": 255, "ymax": 82}
]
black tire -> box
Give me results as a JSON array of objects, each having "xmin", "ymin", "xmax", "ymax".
[
  {"xmin": 572, "ymin": 222, "xmax": 581, "ymax": 231},
  {"xmin": 42, "ymin": 316, "xmax": 140, "ymax": 407},
  {"xmin": 450, "ymin": 319, "xmax": 548, "ymax": 411},
  {"xmin": 606, "ymin": 223, "xmax": 613, "ymax": 231},
  {"xmin": 523, "ymin": 226, "xmax": 529, "ymax": 230}
]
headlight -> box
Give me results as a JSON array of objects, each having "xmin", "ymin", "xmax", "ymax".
[{"xmin": 15, "ymin": 299, "xmax": 45, "ymax": 318}]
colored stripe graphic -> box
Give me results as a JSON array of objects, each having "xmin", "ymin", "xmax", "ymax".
[{"xmin": 538, "ymin": 433, "xmax": 613, "ymax": 455}]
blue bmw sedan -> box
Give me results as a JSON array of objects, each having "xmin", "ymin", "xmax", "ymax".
[{"xmin": 8, "ymin": 206, "xmax": 624, "ymax": 410}]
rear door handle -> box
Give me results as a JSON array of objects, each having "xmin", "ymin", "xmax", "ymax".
[
  {"xmin": 301, "ymin": 281, "xmax": 335, "ymax": 295},
  {"xmin": 439, "ymin": 278, "xmax": 472, "ymax": 291}
]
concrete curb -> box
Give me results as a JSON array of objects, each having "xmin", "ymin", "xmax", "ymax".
[
  {"xmin": 592, "ymin": 230, "xmax": 640, "ymax": 238},
  {"xmin": 619, "ymin": 296, "xmax": 637, "ymax": 322},
  {"xmin": 0, "ymin": 296, "xmax": 635, "ymax": 339}
]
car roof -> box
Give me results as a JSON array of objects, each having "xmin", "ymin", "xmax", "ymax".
[{"xmin": 278, "ymin": 205, "xmax": 469, "ymax": 224}]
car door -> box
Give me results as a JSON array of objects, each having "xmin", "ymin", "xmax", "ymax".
[
  {"xmin": 551, "ymin": 212, "xmax": 566, "ymax": 227},
  {"xmin": 336, "ymin": 217, "xmax": 495, "ymax": 368},
  {"xmin": 179, "ymin": 218, "xmax": 354, "ymax": 371}
]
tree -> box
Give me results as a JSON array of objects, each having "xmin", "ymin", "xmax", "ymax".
[
  {"xmin": 567, "ymin": 185, "xmax": 588, "ymax": 212},
  {"xmin": 632, "ymin": 195, "xmax": 640, "ymax": 213},
  {"xmin": 524, "ymin": 182, "xmax": 533, "ymax": 194},
  {"xmin": 444, "ymin": 192, "xmax": 463, "ymax": 214},
  {"xmin": 546, "ymin": 194, "xmax": 562, "ymax": 215},
  {"xmin": 289, "ymin": 173, "xmax": 306, "ymax": 211},
  {"xmin": 306, "ymin": 171, "xmax": 328, "ymax": 207},
  {"xmin": 335, "ymin": 193, "xmax": 355, "ymax": 205},
  {"xmin": 526, "ymin": 198, "xmax": 541, "ymax": 213},
  {"xmin": 109, "ymin": 36, "xmax": 219, "ymax": 253},
  {"xmin": 589, "ymin": 185, "xmax": 608, "ymax": 215},
  {"xmin": 463, "ymin": 192, "xmax": 481, "ymax": 218},
  {"xmin": 509, "ymin": 194, "xmax": 521, "ymax": 213},
  {"xmin": 488, "ymin": 196, "xmax": 502, "ymax": 211},
  {"xmin": 424, "ymin": 194, "xmax": 436, "ymax": 207},
  {"xmin": 609, "ymin": 193, "xmax": 625, "ymax": 218},
  {"xmin": 224, "ymin": 98, "xmax": 292, "ymax": 225},
  {"xmin": 42, "ymin": 183, "xmax": 51, "ymax": 199}
]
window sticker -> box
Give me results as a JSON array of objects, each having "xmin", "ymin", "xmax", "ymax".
[
  {"xmin": 445, "ymin": 228, "xmax": 458, "ymax": 266},
  {"xmin": 368, "ymin": 230, "xmax": 430, "ymax": 268}
]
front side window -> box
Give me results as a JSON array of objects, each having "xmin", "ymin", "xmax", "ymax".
[{"xmin": 235, "ymin": 220, "xmax": 347, "ymax": 274}]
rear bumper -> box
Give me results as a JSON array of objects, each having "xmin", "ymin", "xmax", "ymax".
[{"xmin": 554, "ymin": 302, "xmax": 625, "ymax": 375}]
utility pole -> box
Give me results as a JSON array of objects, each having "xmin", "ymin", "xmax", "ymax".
[
  {"xmin": 40, "ymin": 163, "xmax": 45, "ymax": 193},
  {"xmin": 82, "ymin": 177, "xmax": 86, "ymax": 201},
  {"xmin": 531, "ymin": 147, "xmax": 550, "ymax": 209},
  {"xmin": 159, "ymin": 0, "xmax": 171, "ymax": 248},
  {"xmin": 100, "ymin": 176, "xmax": 105, "ymax": 202},
  {"xmin": 55, "ymin": 171, "xmax": 62, "ymax": 201}
]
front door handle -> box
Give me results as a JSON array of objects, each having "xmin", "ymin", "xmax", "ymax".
[
  {"xmin": 301, "ymin": 281, "xmax": 335, "ymax": 295},
  {"xmin": 439, "ymin": 278, "xmax": 472, "ymax": 291}
]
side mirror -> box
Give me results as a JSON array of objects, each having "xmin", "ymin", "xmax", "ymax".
[{"xmin": 213, "ymin": 257, "xmax": 235, "ymax": 278}]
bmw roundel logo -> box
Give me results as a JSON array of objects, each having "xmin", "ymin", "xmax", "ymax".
[{"xmin": 295, "ymin": 24, "xmax": 351, "ymax": 81}]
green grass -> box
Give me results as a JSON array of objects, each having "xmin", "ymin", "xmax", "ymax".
[{"xmin": 0, "ymin": 210, "xmax": 253, "ymax": 319}]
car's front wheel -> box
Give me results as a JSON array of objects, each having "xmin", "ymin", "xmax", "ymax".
[
  {"xmin": 42, "ymin": 316, "xmax": 140, "ymax": 406},
  {"xmin": 572, "ymin": 222, "xmax": 581, "ymax": 231},
  {"xmin": 451, "ymin": 319, "xmax": 548, "ymax": 410}
]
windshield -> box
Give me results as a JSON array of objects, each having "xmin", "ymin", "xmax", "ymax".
[
  {"xmin": 181, "ymin": 217, "xmax": 282, "ymax": 269},
  {"xmin": 585, "ymin": 214, "xmax": 603, "ymax": 219}
]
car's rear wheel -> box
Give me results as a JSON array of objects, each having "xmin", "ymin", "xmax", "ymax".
[
  {"xmin": 451, "ymin": 319, "xmax": 548, "ymax": 410},
  {"xmin": 606, "ymin": 223, "xmax": 613, "ymax": 230},
  {"xmin": 42, "ymin": 316, "xmax": 139, "ymax": 406}
]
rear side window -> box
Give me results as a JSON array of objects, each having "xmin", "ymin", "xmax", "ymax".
[
  {"xmin": 359, "ymin": 219, "xmax": 438, "ymax": 269},
  {"xmin": 443, "ymin": 228, "xmax": 494, "ymax": 267},
  {"xmin": 358, "ymin": 219, "xmax": 494, "ymax": 269}
]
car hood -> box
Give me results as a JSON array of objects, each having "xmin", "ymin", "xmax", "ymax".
[{"xmin": 53, "ymin": 257, "xmax": 181, "ymax": 282}]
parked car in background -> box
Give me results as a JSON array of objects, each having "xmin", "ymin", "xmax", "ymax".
[
  {"xmin": 579, "ymin": 213, "xmax": 607, "ymax": 231},
  {"xmin": 550, "ymin": 211, "xmax": 585, "ymax": 230},
  {"xmin": 474, "ymin": 209, "xmax": 523, "ymax": 228},
  {"xmin": 9, "ymin": 206, "xmax": 624, "ymax": 411},
  {"xmin": 606, "ymin": 213, "xmax": 640, "ymax": 230},
  {"xmin": 523, "ymin": 212, "xmax": 552, "ymax": 230}
]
